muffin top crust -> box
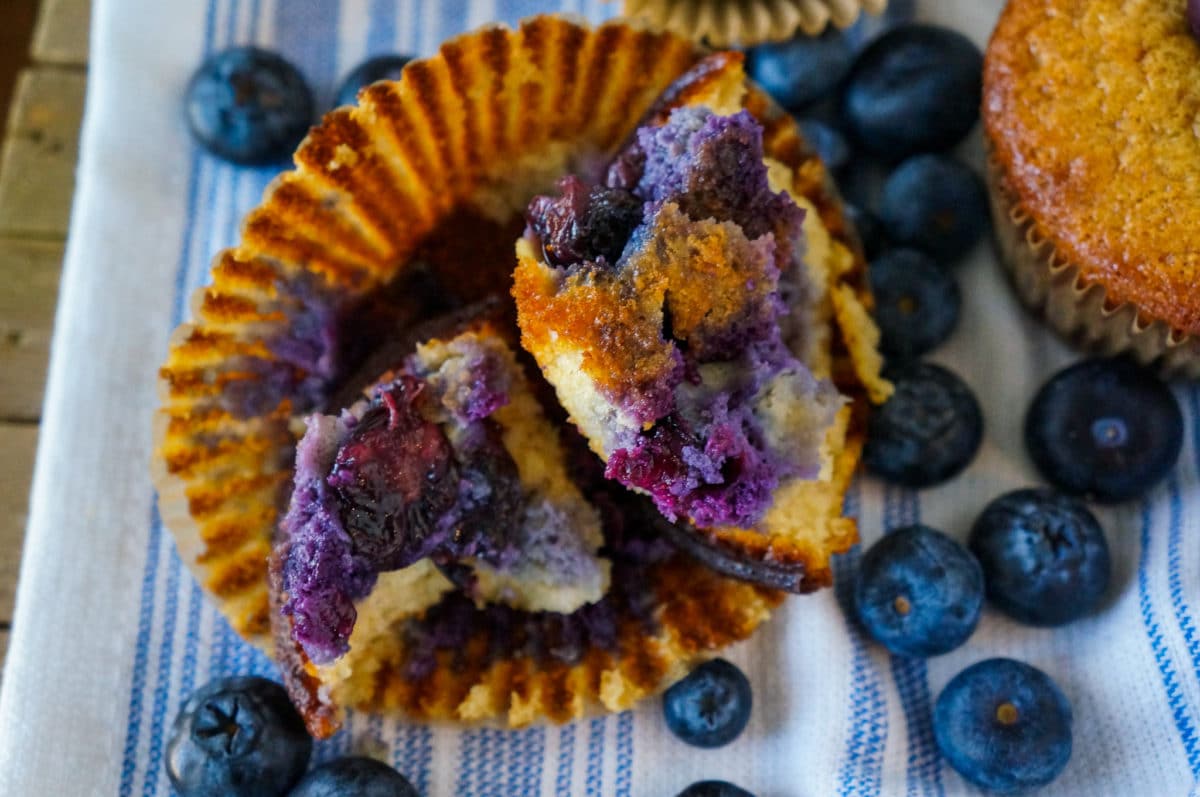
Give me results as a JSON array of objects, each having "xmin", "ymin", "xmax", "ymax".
[{"xmin": 984, "ymin": 0, "xmax": 1200, "ymax": 334}]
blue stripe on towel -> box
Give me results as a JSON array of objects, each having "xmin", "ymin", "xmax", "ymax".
[
  {"xmin": 555, "ymin": 721, "xmax": 576, "ymax": 796},
  {"xmin": 888, "ymin": 488, "xmax": 943, "ymax": 797},
  {"xmin": 1167, "ymin": 477, "xmax": 1200, "ymax": 687},
  {"xmin": 118, "ymin": 509, "xmax": 166, "ymax": 797},
  {"xmin": 141, "ymin": 515, "xmax": 182, "ymax": 797},
  {"xmin": 835, "ymin": 482, "xmax": 888, "ymax": 797},
  {"xmin": 368, "ymin": 0, "xmax": 398, "ymax": 55},
  {"xmin": 415, "ymin": 725, "xmax": 434, "ymax": 795},
  {"xmin": 1139, "ymin": 497, "xmax": 1200, "ymax": 777},
  {"xmin": 614, "ymin": 711, "xmax": 633, "ymax": 797},
  {"xmin": 585, "ymin": 716, "xmax": 606, "ymax": 796},
  {"xmin": 175, "ymin": 582, "xmax": 204, "ymax": 726}
]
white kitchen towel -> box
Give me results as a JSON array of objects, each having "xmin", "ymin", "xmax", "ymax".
[{"xmin": 2, "ymin": 0, "xmax": 1199, "ymax": 794}]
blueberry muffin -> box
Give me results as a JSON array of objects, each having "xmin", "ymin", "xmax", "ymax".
[
  {"xmin": 984, "ymin": 0, "xmax": 1200, "ymax": 375},
  {"xmin": 153, "ymin": 16, "xmax": 884, "ymax": 736}
]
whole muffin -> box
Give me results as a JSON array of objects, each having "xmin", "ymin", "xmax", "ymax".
[{"xmin": 983, "ymin": 0, "xmax": 1200, "ymax": 376}]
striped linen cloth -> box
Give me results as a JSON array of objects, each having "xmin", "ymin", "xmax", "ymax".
[{"xmin": 2, "ymin": 0, "xmax": 1199, "ymax": 794}]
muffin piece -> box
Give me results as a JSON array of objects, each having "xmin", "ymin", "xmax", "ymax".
[
  {"xmin": 514, "ymin": 79, "xmax": 893, "ymax": 587},
  {"xmin": 518, "ymin": 106, "xmax": 843, "ymax": 532},
  {"xmin": 277, "ymin": 321, "xmax": 609, "ymax": 665},
  {"xmin": 984, "ymin": 0, "xmax": 1200, "ymax": 375}
]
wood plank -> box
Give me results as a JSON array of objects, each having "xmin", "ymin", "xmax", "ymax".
[
  {"xmin": 0, "ymin": 68, "xmax": 86, "ymax": 238},
  {"xmin": 0, "ymin": 239, "xmax": 62, "ymax": 421},
  {"xmin": 0, "ymin": 424, "xmax": 38, "ymax": 626},
  {"xmin": 32, "ymin": 0, "xmax": 91, "ymax": 66}
]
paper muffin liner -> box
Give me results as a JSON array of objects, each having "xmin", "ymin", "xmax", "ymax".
[
  {"xmin": 620, "ymin": 0, "xmax": 889, "ymax": 47},
  {"xmin": 985, "ymin": 154, "xmax": 1200, "ymax": 379},
  {"xmin": 153, "ymin": 14, "xmax": 881, "ymax": 733}
]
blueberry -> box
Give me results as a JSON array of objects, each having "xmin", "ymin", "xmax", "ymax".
[
  {"xmin": 335, "ymin": 54, "xmax": 412, "ymax": 108},
  {"xmin": 1191, "ymin": 0, "xmax": 1200, "ymax": 40},
  {"xmin": 842, "ymin": 24, "xmax": 983, "ymax": 159},
  {"xmin": 844, "ymin": 0, "xmax": 917, "ymax": 51},
  {"xmin": 1025, "ymin": 357, "xmax": 1183, "ymax": 503},
  {"xmin": 798, "ymin": 119, "xmax": 850, "ymax": 172},
  {"xmin": 864, "ymin": 361, "xmax": 983, "ymax": 488},
  {"xmin": 878, "ymin": 155, "xmax": 989, "ymax": 266},
  {"xmin": 854, "ymin": 525, "xmax": 983, "ymax": 658},
  {"xmin": 970, "ymin": 488, "xmax": 1111, "ymax": 626},
  {"xmin": 748, "ymin": 29, "xmax": 855, "ymax": 110},
  {"xmin": 528, "ymin": 177, "xmax": 643, "ymax": 267},
  {"xmin": 845, "ymin": 203, "xmax": 886, "ymax": 261},
  {"xmin": 934, "ymin": 658, "xmax": 1072, "ymax": 794},
  {"xmin": 868, "ymin": 248, "xmax": 960, "ymax": 360},
  {"xmin": 185, "ymin": 46, "xmax": 314, "ymax": 165},
  {"xmin": 289, "ymin": 757, "xmax": 419, "ymax": 797},
  {"xmin": 165, "ymin": 677, "xmax": 311, "ymax": 797},
  {"xmin": 677, "ymin": 781, "xmax": 756, "ymax": 797},
  {"xmin": 662, "ymin": 658, "xmax": 752, "ymax": 748}
]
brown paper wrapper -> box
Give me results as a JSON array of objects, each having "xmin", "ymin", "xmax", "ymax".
[
  {"xmin": 153, "ymin": 15, "xmax": 880, "ymax": 733},
  {"xmin": 620, "ymin": 0, "xmax": 889, "ymax": 47},
  {"xmin": 986, "ymin": 154, "xmax": 1200, "ymax": 379}
]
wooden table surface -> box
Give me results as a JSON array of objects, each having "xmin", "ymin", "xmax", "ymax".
[{"xmin": 0, "ymin": 0, "xmax": 90, "ymax": 677}]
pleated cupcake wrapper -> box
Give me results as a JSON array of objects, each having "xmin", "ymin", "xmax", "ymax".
[
  {"xmin": 619, "ymin": 0, "xmax": 889, "ymax": 47},
  {"xmin": 985, "ymin": 153, "xmax": 1200, "ymax": 379},
  {"xmin": 153, "ymin": 15, "xmax": 878, "ymax": 732}
]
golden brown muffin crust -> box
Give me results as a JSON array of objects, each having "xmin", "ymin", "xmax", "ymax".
[{"xmin": 984, "ymin": 0, "xmax": 1200, "ymax": 335}]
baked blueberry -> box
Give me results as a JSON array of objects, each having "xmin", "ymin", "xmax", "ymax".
[
  {"xmin": 748, "ymin": 29, "xmax": 855, "ymax": 110},
  {"xmin": 864, "ymin": 361, "xmax": 983, "ymax": 488},
  {"xmin": 1026, "ymin": 357, "xmax": 1183, "ymax": 503},
  {"xmin": 527, "ymin": 177, "xmax": 642, "ymax": 267},
  {"xmin": 335, "ymin": 54, "xmax": 412, "ymax": 108},
  {"xmin": 185, "ymin": 46, "xmax": 314, "ymax": 165},
  {"xmin": 934, "ymin": 658, "xmax": 1073, "ymax": 794},
  {"xmin": 289, "ymin": 757, "xmax": 418, "ymax": 797},
  {"xmin": 868, "ymin": 248, "xmax": 960, "ymax": 360},
  {"xmin": 165, "ymin": 676, "xmax": 311, "ymax": 797},
  {"xmin": 854, "ymin": 525, "xmax": 983, "ymax": 658},
  {"xmin": 663, "ymin": 658, "xmax": 753, "ymax": 748},
  {"xmin": 845, "ymin": 203, "xmax": 886, "ymax": 261},
  {"xmin": 1191, "ymin": 0, "xmax": 1200, "ymax": 40},
  {"xmin": 970, "ymin": 488, "xmax": 1110, "ymax": 626},
  {"xmin": 677, "ymin": 781, "xmax": 756, "ymax": 797},
  {"xmin": 878, "ymin": 155, "xmax": 989, "ymax": 266},
  {"xmin": 841, "ymin": 24, "xmax": 983, "ymax": 159},
  {"xmin": 798, "ymin": 119, "xmax": 850, "ymax": 172}
]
